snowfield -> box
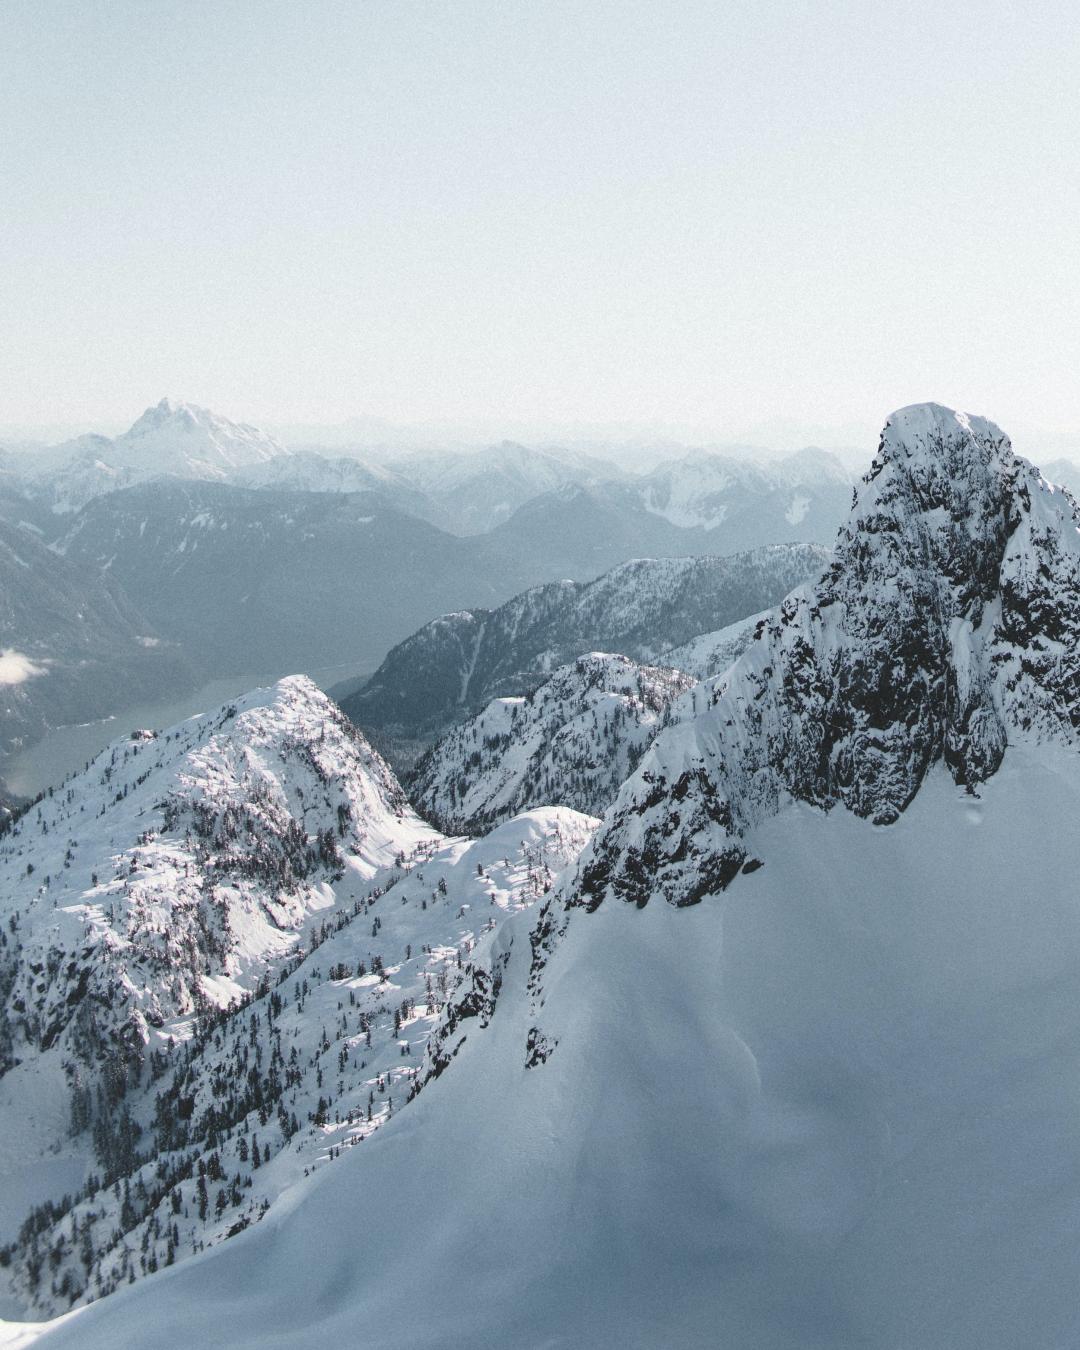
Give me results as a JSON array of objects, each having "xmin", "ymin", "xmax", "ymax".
[{"xmin": 23, "ymin": 747, "xmax": 1080, "ymax": 1350}]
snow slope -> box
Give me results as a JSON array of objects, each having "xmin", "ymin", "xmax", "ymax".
[{"xmin": 28, "ymin": 747, "xmax": 1080, "ymax": 1350}]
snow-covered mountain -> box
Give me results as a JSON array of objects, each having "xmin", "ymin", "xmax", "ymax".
[
  {"xmin": 27, "ymin": 402, "xmax": 1080, "ymax": 1350},
  {"xmin": 110, "ymin": 400, "xmax": 285, "ymax": 478},
  {"xmin": 385, "ymin": 441, "xmax": 627, "ymax": 535},
  {"xmin": 408, "ymin": 614, "xmax": 771, "ymax": 836},
  {"xmin": 0, "ymin": 676, "xmax": 595, "ymax": 1317},
  {"xmin": 575, "ymin": 403, "xmax": 1080, "ymax": 909},
  {"xmin": 340, "ymin": 544, "xmax": 829, "ymax": 759},
  {"xmin": 16, "ymin": 403, "xmax": 285, "ymax": 514},
  {"xmin": 228, "ymin": 436, "xmax": 854, "ymax": 549},
  {"xmin": 0, "ymin": 518, "xmax": 193, "ymax": 755},
  {"xmin": 409, "ymin": 653, "xmax": 695, "ymax": 833},
  {"xmin": 634, "ymin": 445, "xmax": 852, "ymax": 541}
]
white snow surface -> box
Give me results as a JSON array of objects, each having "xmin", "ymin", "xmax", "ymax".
[{"xmin": 25, "ymin": 744, "xmax": 1080, "ymax": 1350}]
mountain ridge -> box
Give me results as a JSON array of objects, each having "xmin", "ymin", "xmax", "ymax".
[
  {"xmin": 567, "ymin": 403, "xmax": 1080, "ymax": 913},
  {"xmin": 340, "ymin": 544, "xmax": 830, "ymax": 756}
]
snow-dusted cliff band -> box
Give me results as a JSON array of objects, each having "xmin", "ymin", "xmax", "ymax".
[{"xmin": 570, "ymin": 403, "xmax": 1080, "ymax": 910}]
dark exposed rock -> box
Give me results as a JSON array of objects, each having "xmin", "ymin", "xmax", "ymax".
[{"xmin": 570, "ymin": 405, "xmax": 1080, "ymax": 911}]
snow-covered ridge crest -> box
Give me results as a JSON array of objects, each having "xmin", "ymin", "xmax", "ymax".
[
  {"xmin": 572, "ymin": 403, "xmax": 1080, "ymax": 910},
  {"xmin": 0, "ymin": 675, "xmax": 431, "ymax": 1079},
  {"xmin": 117, "ymin": 399, "xmax": 286, "ymax": 475},
  {"xmin": 409, "ymin": 652, "xmax": 695, "ymax": 833}
]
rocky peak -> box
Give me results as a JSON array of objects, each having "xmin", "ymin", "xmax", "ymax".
[
  {"xmin": 114, "ymin": 400, "xmax": 285, "ymax": 473},
  {"xmin": 573, "ymin": 404, "xmax": 1080, "ymax": 910},
  {"xmin": 0, "ymin": 675, "xmax": 430, "ymax": 1080}
]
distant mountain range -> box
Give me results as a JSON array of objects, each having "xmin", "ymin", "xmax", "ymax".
[
  {"xmin": 0, "ymin": 400, "xmax": 853, "ymax": 773},
  {"xmin": 6, "ymin": 400, "xmax": 860, "ymax": 539}
]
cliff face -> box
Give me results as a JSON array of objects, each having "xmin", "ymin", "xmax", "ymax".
[{"xmin": 572, "ymin": 404, "xmax": 1080, "ymax": 911}]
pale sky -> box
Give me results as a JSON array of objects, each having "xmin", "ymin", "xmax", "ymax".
[{"xmin": 3, "ymin": 0, "xmax": 1079, "ymax": 451}]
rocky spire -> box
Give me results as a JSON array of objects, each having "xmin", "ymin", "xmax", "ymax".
[{"xmin": 574, "ymin": 404, "xmax": 1080, "ymax": 910}]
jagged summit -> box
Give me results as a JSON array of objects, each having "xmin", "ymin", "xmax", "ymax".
[
  {"xmin": 574, "ymin": 403, "xmax": 1080, "ymax": 909},
  {"xmin": 115, "ymin": 399, "xmax": 286, "ymax": 475},
  {"xmin": 18, "ymin": 401, "xmax": 289, "ymax": 513}
]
